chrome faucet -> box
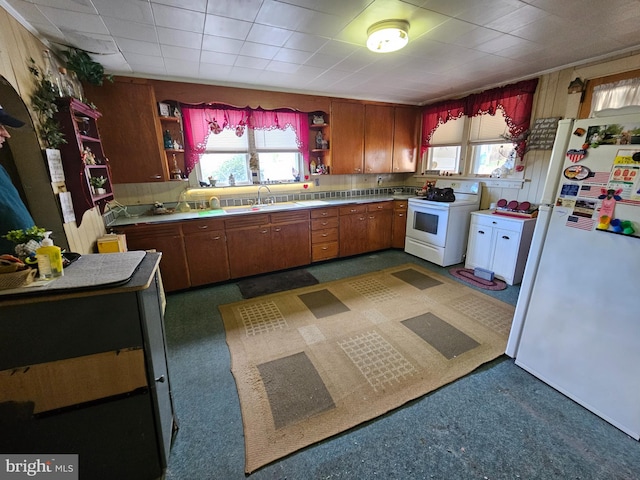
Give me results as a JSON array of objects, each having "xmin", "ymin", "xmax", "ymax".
[{"xmin": 257, "ymin": 185, "xmax": 271, "ymax": 205}]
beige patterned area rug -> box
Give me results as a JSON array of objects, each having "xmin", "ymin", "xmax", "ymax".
[{"xmin": 219, "ymin": 264, "xmax": 514, "ymax": 473}]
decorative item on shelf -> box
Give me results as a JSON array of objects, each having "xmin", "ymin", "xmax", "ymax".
[
  {"xmin": 228, "ymin": 173, "xmax": 236, "ymax": 186},
  {"xmin": 158, "ymin": 102, "xmax": 170, "ymax": 117},
  {"xmin": 89, "ymin": 175, "xmax": 107, "ymax": 194},
  {"xmin": 57, "ymin": 67, "xmax": 76, "ymax": 98},
  {"xmin": 312, "ymin": 114, "xmax": 324, "ymax": 125},
  {"xmin": 163, "ymin": 129, "xmax": 173, "ymax": 149},
  {"xmin": 170, "ymin": 154, "xmax": 182, "ymax": 180},
  {"xmin": 27, "ymin": 53, "xmax": 66, "ymax": 149},
  {"xmin": 315, "ymin": 130, "xmax": 323, "ymax": 149},
  {"xmin": 82, "ymin": 146, "xmax": 96, "ymax": 165}
]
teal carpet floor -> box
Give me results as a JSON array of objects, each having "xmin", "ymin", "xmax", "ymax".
[{"xmin": 162, "ymin": 250, "xmax": 639, "ymax": 479}]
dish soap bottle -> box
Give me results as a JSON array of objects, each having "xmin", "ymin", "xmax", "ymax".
[{"xmin": 36, "ymin": 231, "xmax": 63, "ymax": 279}]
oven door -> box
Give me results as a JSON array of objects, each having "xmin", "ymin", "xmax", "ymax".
[{"xmin": 406, "ymin": 201, "xmax": 450, "ymax": 247}]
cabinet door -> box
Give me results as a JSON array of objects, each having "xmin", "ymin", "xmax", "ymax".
[
  {"xmin": 465, "ymin": 222, "xmax": 494, "ymax": 270},
  {"xmin": 367, "ymin": 210, "xmax": 392, "ymax": 251},
  {"xmin": 492, "ymin": 228, "xmax": 521, "ymax": 283},
  {"xmin": 392, "ymin": 106, "xmax": 419, "ymax": 173},
  {"xmin": 226, "ymin": 226, "xmax": 272, "ymax": 278},
  {"xmin": 84, "ymin": 78, "xmax": 168, "ymax": 183},
  {"xmin": 184, "ymin": 230, "xmax": 230, "ymax": 286},
  {"xmin": 339, "ymin": 213, "xmax": 368, "ymax": 257},
  {"xmin": 331, "ymin": 102, "xmax": 364, "ymax": 174},
  {"xmin": 122, "ymin": 225, "xmax": 190, "ymax": 292},
  {"xmin": 391, "ymin": 209, "xmax": 407, "ymax": 248},
  {"xmin": 364, "ymin": 105, "xmax": 393, "ymax": 173},
  {"xmin": 271, "ymin": 221, "xmax": 310, "ymax": 271}
]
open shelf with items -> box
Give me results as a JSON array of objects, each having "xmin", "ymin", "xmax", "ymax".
[
  {"xmin": 54, "ymin": 97, "xmax": 114, "ymax": 225},
  {"xmin": 309, "ymin": 111, "xmax": 330, "ymax": 175},
  {"xmin": 158, "ymin": 101, "xmax": 186, "ymax": 181}
]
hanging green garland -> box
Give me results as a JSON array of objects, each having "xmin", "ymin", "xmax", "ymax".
[{"xmin": 62, "ymin": 48, "xmax": 113, "ymax": 86}]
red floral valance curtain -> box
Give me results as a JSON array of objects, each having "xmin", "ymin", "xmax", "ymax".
[
  {"xmin": 181, "ymin": 103, "xmax": 309, "ymax": 175},
  {"xmin": 421, "ymin": 78, "xmax": 539, "ymax": 158}
]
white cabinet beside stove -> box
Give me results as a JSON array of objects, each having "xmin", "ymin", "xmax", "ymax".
[{"xmin": 465, "ymin": 210, "xmax": 536, "ymax": 285}]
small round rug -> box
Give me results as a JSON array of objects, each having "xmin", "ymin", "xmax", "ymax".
[{"xmin": 448, "ymin": 268, "xmax": 507, "ymax": 291}]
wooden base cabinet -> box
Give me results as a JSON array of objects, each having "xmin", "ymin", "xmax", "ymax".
[
  {"xmin": 225, "ymin": 211, "xmax": 310, "ymax": 278},
  {"xmin": 339, "ymin": 202, "xmax": 392, "ymax": 257},
  {"xmin": 182, "ymin": 218, "xmax": 230, "ymax": 286},
  {"xmin": 118, "ymin": 223, "xmax": 190, "ymax": 292},
  {"xmin": 0, "ymin": 254, "xmax": 174, "ymax": 480},
  {"xmin": 465, "ymin": 211, "xmax": 537, "ymax": 285},
  {"xmin": 391, "ymin": 200, "xmax": 408, "ymax": 248}
]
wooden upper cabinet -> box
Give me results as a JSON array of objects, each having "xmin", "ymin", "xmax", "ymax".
[
  {"xmin": 83, "ymin": 78, "xmax": 169, "ymax": 183},
  {"xmin": 392, "ymin": 106, "xmax": 420, "ymax": 173},
  {"xmin": 330, "ymin": 101, "xmax": 364, "ymax": 174},
  {"xmin": 364, "ymin": 105, "xmax": 394, "ymax": 174}
]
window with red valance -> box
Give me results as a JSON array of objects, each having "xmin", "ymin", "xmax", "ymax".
[{"xmin": 421, "ymin": 78, "xmax": 539, "ymax": 161}]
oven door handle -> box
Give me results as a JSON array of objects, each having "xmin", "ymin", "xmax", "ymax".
[{"xmin": 408, "ymin": 202, "xmax": 449, "ymax": 212}]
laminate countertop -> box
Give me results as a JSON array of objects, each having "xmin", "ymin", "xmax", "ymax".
[{"xmin": 108, "ymin": 195, "xmax": 414, "ymax": 227}]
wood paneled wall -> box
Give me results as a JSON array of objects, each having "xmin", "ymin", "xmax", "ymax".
[{"xmin": 0, "ymin": 7, "xmax": 105, "ymax": 254}]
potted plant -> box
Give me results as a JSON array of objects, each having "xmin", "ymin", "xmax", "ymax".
[
  {"xmin": 89, "ymin": 176, "xmax": 107, "ymax": 194},
  {"xmin": 27, "ymin": 57, "xmax": 66, "ymax": 149},
  {"xmin": 2, "ymin": 226, "xmax": 47, "ymax": 259}
]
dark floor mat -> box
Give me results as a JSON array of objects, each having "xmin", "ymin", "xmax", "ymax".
[{"xmin": 237, "ymin": 269, "xmax": 319, "ymax": 299}]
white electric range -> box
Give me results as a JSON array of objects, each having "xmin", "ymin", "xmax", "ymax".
[{"xmin": 405, "ymin": 180, "xmax": 481, "ymax": 267}]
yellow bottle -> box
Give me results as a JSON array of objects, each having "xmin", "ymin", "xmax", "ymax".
[{"xmin": 36, "ymin": 231, "xmax": 63, "ymax": 279}]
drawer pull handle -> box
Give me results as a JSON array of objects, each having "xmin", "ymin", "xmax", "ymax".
[
  {"xmin": 321, "ymin": 212, "xmax": 328, "ymax": 216},
  {"xmin": 273, "ymin": 228, "xmax": 281, "ymax": 232},
  {"xmin": 155, "ymin": 375, "xmax": 166, "ymax": 383},
  {"xmin": 502, "ymin": 235, "xmax": 510, "ymax": 240},
  {"xmin": 492, "ymin": 221, "xmax": 497, "ymax": 224},
  {"xmin": 213, "ymin": 236, "xmax": 221, "ymax": 240},
  {"xmin": 322, "ymin": 221, "xmax": 328, "ymax": 226},
  {"xmin": 350, "ymin": 209, "xmax": 357, "ymax": 213},
  {"xmin": 478, "ymin": 230, "xmax": 485, "ymax": 234},
  {"xmin": 261, "ymin": 229, "xmax": 269, "ymax": 234},
  {"xmin": 322, "ymin": 233, "xmax": 328, "ymax": 237},
  {"xmin": 398, "ymin": 213, "xmax": 405, "ymax": 217},
  {"xmin": 198, "ymin": 225, "xmax": 208, "ymax": 229},
  {"xmin": 322, "ymin": 246, "xmax": 328, "ymax": 250}
]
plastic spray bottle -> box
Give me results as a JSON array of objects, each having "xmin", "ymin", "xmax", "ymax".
[{"xmin": 36, "ymin": 231, "xmax": 63, "ymax": 279}]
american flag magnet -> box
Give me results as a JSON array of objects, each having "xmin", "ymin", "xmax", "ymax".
[{"xmin": 566, "ymin": 149, "xmax": 587, "ymax": 163}]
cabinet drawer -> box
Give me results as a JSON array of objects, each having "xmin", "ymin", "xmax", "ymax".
[
  {"xmin": 393, "ymin": 200, "xmax": 408, "ymax": 210},
  {"xmin": 311, "ymin": 227, "xmax": 338, "ymax": 244},
  {"xmin": 312, "ymin": 242, "xmax": 338, "ymax": 261},
  {"xmin": 225, "ymin": 213, "xmax": 269, "ymax": 230},
  {"xmin": 270, "ymin": 210, "xmax": 310, "ymax": 224},
  {"xmin": 367, "ymin": 201, "xmax": 392, "ymax": 212},
  {"xmin": 339, "ymin": 204, "xmax": 367, "ymax": 215},
  {"xmin": 311, "ymin": 207, "xmax": 338, "ymax": 219},
  {"xmin": 472, "ymin": 213, "xmax": 522, "ymax": 232},
  {"xmin": 181, "ymin": 218, "xmax": 225, "ymax": 234},
  {"xmin": 311, "ymin": 217, "xmax": 339, "ymax": 230}
]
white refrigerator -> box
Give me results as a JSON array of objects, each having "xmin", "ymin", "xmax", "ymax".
[{"xmin": 507, "ymin": 113, "xmax": 640, "ymax": 440}]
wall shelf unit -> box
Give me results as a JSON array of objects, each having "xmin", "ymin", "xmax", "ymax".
[{"xmin": 309, "ymin": 112, "xmax": 330, "ymax": 175}]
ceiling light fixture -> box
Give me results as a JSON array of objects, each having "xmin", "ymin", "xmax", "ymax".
[{"xmin": 366, "ymin": 20, "xmax": 410, "ymax": 53}]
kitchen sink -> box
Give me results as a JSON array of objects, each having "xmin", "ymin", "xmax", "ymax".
[{"xmin": 223, "ymin": 202, "xmax": 300, "ymax": 213}]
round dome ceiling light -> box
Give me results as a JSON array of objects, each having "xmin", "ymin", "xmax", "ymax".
[{"xmin": 366, "ymin": 20, "xmax": 410, "ymax": 53}]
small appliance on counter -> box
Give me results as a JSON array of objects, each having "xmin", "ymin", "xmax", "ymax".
[{"xmin": 493, "ymin": 199, "xmax": 538, "ymax": 218}]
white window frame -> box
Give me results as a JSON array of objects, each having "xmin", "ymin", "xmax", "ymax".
[{"xmin": 196, "ymin": 126, "xmax": 303, "ymax": 185}]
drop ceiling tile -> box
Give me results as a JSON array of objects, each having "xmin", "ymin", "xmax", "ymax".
[
  {"xmin": 157, "ymin": 28, "xmax": 202, "ymax": 49},
  {"xmin": 103, "ymin": 18, "xmax": 158, "ymax": 43},
  {"xmin": 206, "ymin": 0, "xmax": 263, "ymax": 21},
  {"xmin": 151, "ymin": 3, "xmax": 205, "ymax": 32},
  {"xmin": 295, "ymin": 10, "xmax": 350, "ymax": 37},
  {"xmin": 455, "ymin": 0, "xmax": 524, "ymax": 26},
  {"xmin": 304, "ymin": 52, "xmax": 343, "ymax": 69},
  {"xmin": 30, "ymin": 0, "xmax": 95, "ymax": 14},
  {"xmin": 161, "ymin": 45, "xmax": 201, "ymax": 61},
  {"xmin": 315, "ymin": 39, "xmax": 360, "ymax": 58},
  {"xmin": 97, "ymin": 52, "xmax": 130, "ymax": 71},
  {"xmin": 202, "ymin": 35, "xmax": 244, "ymax": 55},
  {"xmin": 234, "ymin": 55, "xmax": 270, "ymax": 69},
  {"xmin": 200, "ymin": 50, "xmax": 238, "ymax": 66},
  {"xmin": 276, "ymin": 0, "xmax": 370, "ymax": 17},
  {"xmin": 204, "ymin": 14, "xmax": 252, "ymax": 40},
  {"xmin": 246, "ymin": 24, "xmax": 294, "ymax": 47},
  {"xmin": 36, "ymin": 6, "xmax": 109, "ymax": 35},
  {"xmin": 230, "ymin": 66, "xmax": 267, "ymax": 78},
  {"xmin": 283, "ymin": 32, "xmax": 329, "ymax": 53},
  {"xmin": 199, "ymin": 62, "xmax": 233, "ymax": 79},
  {"xmin": 485, "ymin": 4, "xmax": 549, "ymax": 33},
  {"xmin": 93, "ymin": 0, "xmax": 154, "ymax": 24},
  {"xmin": 238, "ymin": 42, "xmax": 280, "ymax": 60},
  {"xmin": 265, "ymin": 60, "xmax": 301, "ymax": 74},
  {"xmin": 5, "ymin": 0, "xmax": 52, "ymax": 24},
  {"xmin": 124, "ymin": 52, "xmax": 166, "ymax": 67},
  {"xmin": 423, "ymin": 18, "xmax": 479, "ymax": 44},
  {"xmin": 117, "ymin": 38, "xmax": 162, "ymax": 56},
  {"xmin": 164, "ymin": 59, "xmax": 201, "ymax": 77},
  {"xmin": 151, "ymin": 0, "xmax": 207, "ymax": 12},
  {"xmin": 254, "ymin": 0, "xmax": 315, "ymax": 30},
  {"xmin": 476, "ymin": 33, "xmax": 530, "ymax": 54},
  {"xmin": 272, "ymin": 48, "xmax": 312, "ymax": 64},
  {"xmin": 451, "ymin": 26, "xmax": 503, "ymax": 49}
]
